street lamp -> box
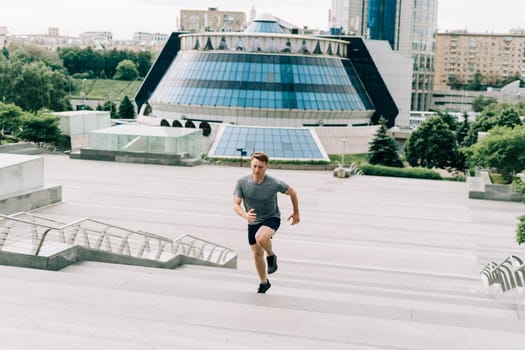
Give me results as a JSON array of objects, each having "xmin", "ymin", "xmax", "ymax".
[
  {"xmin": 81, "ymin": 78, "xmax": 87, "ymax": 106},
  {"xmin": 236, "ymin": 147, "xmax": 246, "ymax": 167}
]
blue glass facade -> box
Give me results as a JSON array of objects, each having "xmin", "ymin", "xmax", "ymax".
[
  {"xmin": 152, "ymin": 52, "xmax": 373, "ymax": 111},
  {"xmin": 367, "ymin": 0, "xmax": 398, "ymax": 49},
  {"xmin": 209, "ymin": 125, "xmax": 327, "ymax": 160}
]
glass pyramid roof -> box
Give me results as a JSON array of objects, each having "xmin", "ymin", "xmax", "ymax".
[{"xmin": 208, "ymin": 125, "xmax": 329, "ymax": 161}]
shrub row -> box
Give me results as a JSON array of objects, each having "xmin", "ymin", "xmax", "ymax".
[{"xmin": 359, "ymin": 164, "xmax": 443, "ymax": 180}]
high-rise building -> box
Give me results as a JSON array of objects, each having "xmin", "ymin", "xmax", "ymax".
[{"xmin": 330, "ymin": 0, "xmax": 437, "ymax": 111}]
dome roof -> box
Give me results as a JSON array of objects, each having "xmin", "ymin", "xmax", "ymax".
[{"xmin": 244, "ymin": 14, "xmax": 286, "ymax": 34}]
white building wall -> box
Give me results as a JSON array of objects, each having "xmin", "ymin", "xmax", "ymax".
[{"xmin": 364, "ymin": 39, "xmax": 412, "ymax": 128}]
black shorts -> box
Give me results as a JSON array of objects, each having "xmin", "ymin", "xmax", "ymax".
[{"xmin": 247, "ymin": 217, "xmax": 281, "ymax": 245}]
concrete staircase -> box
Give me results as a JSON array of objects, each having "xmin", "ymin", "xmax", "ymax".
[
  {"xmin": 2, "ymin": 155, "xmax": 525, "ymax": 349},
  {"xmin": 1, "ymin": 254, "xmax": 524, "ymax": 350}
]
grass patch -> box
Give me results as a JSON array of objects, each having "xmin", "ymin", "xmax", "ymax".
[
  {"xmin": 71, "ymin": 79, "xmax": 142, "ymax": 101},
  {"xmin": 489, "ymin": 173, "xmax": 508, "ymax": 184}
]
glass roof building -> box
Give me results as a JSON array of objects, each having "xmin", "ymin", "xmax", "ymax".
[
  {"xmin": 135, "ymin": 15, "xmax": 403, "ymax": 160},
  {"xmin": 137, "ymin": 16, "xmax": 400, "ymax": 128}
]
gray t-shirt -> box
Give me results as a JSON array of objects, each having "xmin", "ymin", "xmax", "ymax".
[{"xmin": 234, "ymin": 174, "xmax": 289, "ymax": 225}]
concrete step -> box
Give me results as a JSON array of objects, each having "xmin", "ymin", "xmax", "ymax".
[{"xmin": 59, "ymin": 259, "xmax": 521, "ymax": 323}]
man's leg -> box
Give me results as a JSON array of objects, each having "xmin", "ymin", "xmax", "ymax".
[
  {"xmin": 250, "ymin": 243, "xmax": 271, "ymax": 293},
  {"xmin": 255, "ymin": 226, "xmax": 278, "ymax": 274},
  {"xmin": 250, "ymin": 243, "xmax": 267, "ymax": 283},
  {"xmin": 255, "ymin": 225, "xmax": 275, "ymax": 256}
]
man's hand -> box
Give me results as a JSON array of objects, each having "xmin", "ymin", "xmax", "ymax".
[
  {"xmin": 288, "ymin": 212, "xmax": 300, "ymax": 225},
  {"xmin": 246, "ymin": 208, "xmax": 256, "ymax": 223}
]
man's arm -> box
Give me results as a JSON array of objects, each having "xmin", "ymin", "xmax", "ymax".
[
  {"xmin": 284, "ymin": 186, "xmax": 300, "ymax": 225},
  {"xmin": 233, "ymin": 196, "xmax": 256, "ymax": 223}
]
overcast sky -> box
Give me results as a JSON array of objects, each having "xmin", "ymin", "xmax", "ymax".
[{"xmin": 0, "ymin": 0, "xmax": 523, "ymax": 39}]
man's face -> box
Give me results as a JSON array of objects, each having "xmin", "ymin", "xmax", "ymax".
[{"xmin": 251, "ymin": 158, "xmax": 268, "ymax": 178}]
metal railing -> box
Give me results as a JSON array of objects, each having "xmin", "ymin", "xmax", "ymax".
[
  {"xmin": 481, "ymin": 255, "xmax": 525, "ymax": 293},
  {"xmin": 0, "ymin": 212, "xmax": 236, "ymax": 266},
  {"xmin": 480, "ymin": 255, "xmax": 525, "ymax": 318}
]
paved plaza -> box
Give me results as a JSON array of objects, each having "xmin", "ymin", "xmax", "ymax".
[{"xmin": 1, "ymin": 154, "xmax": 525, "ymax": 349}]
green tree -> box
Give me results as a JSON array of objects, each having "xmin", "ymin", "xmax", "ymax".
[
  {"xmin": 463, "ymin": 105, "xmax": 523, "ymax": 146},
  {"xmin": 471, "ymin": 95, "xmax": 497, "ymax": 112},
  {"xmin": 96, "ymin": 100, "xmax": 117, "ymax": 118},
  {"xmin": 498, "ymin": 107, "xmax": 522, "ymax": 128},
  {"xmin": 466, "ymin": 125, "xmax": 525, "ymax": 182},
  {"xmin": 466, "ymin": 70, "xmax": 484, "ymax": 91},
  {"xmin": 367, "ymin": 117, "xmax": 403, "ymax": 167},
  {"xmin": 0, "ymin": 56, "xmax": 70, "ymax": 112},
  {"xmin": 17, "ymin": 113, "xmax": 62, "ymax": 146},
  {"xmin": 113, "ymin": 59, "xmax": 139, "ymax": 81},
  {"xmin": 118, "ymin": 96, "xmax": 135, "ymax": 119},
  {"xmin": 404, "ymin": 116, "xmax": 460, "ymax": 170},
  {"xmin": 436, "ymin": 110, "xmax": 458, "ymax": 131},
  {"xmin": 456, "ymin": 112, "xmax": 470, "ymax": 146},
  {"xmin": 0, "ymin": 102, "xmax": 24, "ymax": 144},
  {"xmin": 134, "ymin": 51, "xmax": 153, "ymax": 77},
  {"xmin": 448, "ymin": 75, "xmax": 463, "ymax": 90}
]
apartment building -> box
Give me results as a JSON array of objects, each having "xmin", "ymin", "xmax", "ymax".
[
  {"xmin": 434, "ymin": 30, "xmax": 525, "ymax": 91},
  {"xmin": 179, "ymin": 7, "xmax": 246, "ymax": 33}
]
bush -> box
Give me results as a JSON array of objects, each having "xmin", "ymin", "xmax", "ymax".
[
  {"xmin": 359, "ymin": 164, "xmax": 442, "ymax": 180},
  {"xmin": 516, "ymin": 215, "xmax": 525, "ymax": 245}
]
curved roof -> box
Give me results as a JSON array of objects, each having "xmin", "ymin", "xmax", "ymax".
[{"xmin": 244, "ymin": 14, "xmax": 286, "ymax": 34}]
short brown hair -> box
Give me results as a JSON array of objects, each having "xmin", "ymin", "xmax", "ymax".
[{"xmin": 251, "ymin": 151, "xmax": 269, "ymax": 164}]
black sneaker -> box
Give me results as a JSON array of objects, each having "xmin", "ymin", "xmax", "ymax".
[
  {"xmin": 257, "ymin": 279, "xmax": 271, "ymax": 294},
  {"xmin": 267, "ymin": 254, "xmax": 278, "ymax": 274}
]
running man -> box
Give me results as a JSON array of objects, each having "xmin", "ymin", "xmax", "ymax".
[{"xmin": 233, "ymin": 151, "xmax": 300, "ymax": 293}]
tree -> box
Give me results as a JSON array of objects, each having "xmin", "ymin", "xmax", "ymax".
[
  {"xmin": 199, "ymin": 121, "xmax": 212, "ymax": 136},
  {"xmin": 367, "ymin": 117, "xmax": 403, "ymax": 167},
  {"xmin": 436, "ymin": 110, "xmax": 458, "ymax": 131},
  {"xmin": 456, "ymin": 112, "xmax": 470, "ymax": 146},
  {"xmin": 404, "ymin": 116, "xmax": 460, "ymax": 170},
  {"xmin": 0, "ymin": 56, "xmax": 70, "ymax": 112},
  {"xmin": 472, "ymin": 95, "xmax": 497, "ymax": 112},
  {"xmin": 113, "ymin": 59, "xmax": 139, "ymax": 81},
  {"xmin": 17, "ymin": 113, "xmax": 62, "ymax": 146},
  {"xmin": 96, "ymin": 100, "xmax": 117, "ymax": 118},
  {"xmin": 448, "ymin": 75, "xmax": 463, "ymax": 90},
  {"xmin": 134, "ymin": 51, "xmax": 153, "ymax": 77},
  {"xmin": 498, "ymin": 107, "xmax": 522, "ymax": 128},
  {"xmin": 463, "ymin": 104, "xmax": 523, "ymax": 147},
  {"xmin": 466, "ymin": 125, "xmax": 525, "ymax": 182},
  {"xmin": 0, "ymin": 102, "xmax": 24, "ymax": 144},
  {"xmin": 466, "ymin": 70, "xmax": 484, "ymax": 91},
  {"xmin": 118, "ymin": 96, "xmax": 135, "ymax": 119}
]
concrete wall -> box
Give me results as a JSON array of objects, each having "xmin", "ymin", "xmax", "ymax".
[
  {"xmin": 0, "ymin": 154, "xmax": 62, "ymax": 215},
  {"xmin": 80, "ymin": 148, "xmax": 201, "ymax": 166},
  {"xmin": 0, "ymin": 154, "xmax": 43, "ymax": 198},
  {"xmin": 467, "ymin": 170, "xmax": 523, "ymax": 202}
]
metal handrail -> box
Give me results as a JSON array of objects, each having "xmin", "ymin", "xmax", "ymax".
[{"xmin": 0, "ymin": 212, "xmax": 236, "ymax": 266}]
